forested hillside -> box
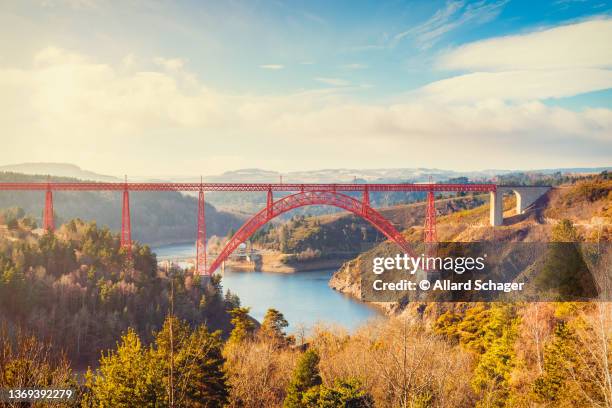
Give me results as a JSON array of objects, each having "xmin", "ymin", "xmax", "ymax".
[
  {"xmin": 0, "ymin": 218, "xmax": 236, "ymax": 367},
  {"xmin": 0, "ymin": 172, "xmax": 245, "ymax": 245}
]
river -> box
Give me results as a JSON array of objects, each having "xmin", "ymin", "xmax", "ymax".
[{"xmin": 153, "ymin": 242, "xmax": 380, "ymax": 332}]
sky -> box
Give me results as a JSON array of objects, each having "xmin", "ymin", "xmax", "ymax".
[{"xmin": 1, "ymin": 0, "xmax": 611, "ymax": 177}]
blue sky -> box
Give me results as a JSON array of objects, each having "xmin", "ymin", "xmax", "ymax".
[{"xmin": 1, "ymin": 0, "xmax": 611, "ymax": 175}]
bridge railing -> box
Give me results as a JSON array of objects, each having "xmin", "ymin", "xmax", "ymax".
[{"xmin": 0, "ymin": 182, "xmax": 497, "ymax": 192}]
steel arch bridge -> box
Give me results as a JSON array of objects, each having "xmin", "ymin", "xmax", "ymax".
[
  {"xmin": 208, "ymin": 190, "xmax": 412, "ymax": 274},
  {"xmin": 0, "ymin": 180, "xmax": 498, "ymax": 275}
]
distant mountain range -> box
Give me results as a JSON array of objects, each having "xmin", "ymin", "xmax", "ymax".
[
  {"xmin": 2, "ymin": 162, "xmax": 609, "ymax": 185},
  {"xmin": 171, "ymin": 167, "xmax": 492, "ymax": 184},
  {"xmin": 0, "ymin": 163, "xmax": 120, "ymax": 182},
  {"xmin": 170, "ymin": 166, "xmax": 611, "ymax": 184}
]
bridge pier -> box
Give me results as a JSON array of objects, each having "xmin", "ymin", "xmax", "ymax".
[
  {"xmin": 196, "ymin": 189, "xmax": 207, "ymax": 276},
  {"xmin": 266, "ymin": 188, "xmax": 273, "ymax": 218},
  {"xmin": 489, "ymin": 186, "xmax": 550, "ymax": 226},
  {"xmin": 121, "ymin": 187, "xmax": 132, "ymax": 257},
  {"xmin": 489, "ymin": 191, "xmax": 504, "ymax": 226},
  {"xmin": 362, "ymin": 186, "xmax": 370, "ymax": 214},
  {"xmin": 43, "ymin": 186, "xmax": 54, "ymax": 231},
  {"xmin": 424, "ymin": 190, "xmax": 437, "ymax": 243}
]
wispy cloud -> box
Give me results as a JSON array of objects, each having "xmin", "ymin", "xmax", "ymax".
[
  {"xmin": 342, "ymin": 63, "xmax": 367, "ymax": 70},
  {"xmin": 422, "ymin": 18, "xmax": 612, "ymax": 103},
  {"xmin": 259, "ymin": 64, "xmax": 284, "ymax": 70},
  {"xmin": 420, "ymin": 69, "xmax": 612, "ymax": 103},
  {"xmin": 40, "ymin": 0, "xmax": 102, "ymax": 9},
  {"xmin": 345, "ymin": 44, "xmax": 389, "ymax": 53},
  {"xmin": 437, "ymin": 18, "xmax": 612, "ymax": 71},
  {"xmin": 153, "ymin": 57, "xmax": 185, "ymax": 71},
  {"xmin": 302, "ymin": 11, "xmax": 326, "ymax": 25},
  {"xmin": 314, "ymin": 77, "xmax": 350, "ymax": 86},
  {"xmin": 554, "ymin": 0, "xmax": 589, "ymax": 10},
  {"xmin": 395, "ymin": 0, "xmax": 508, "ymax": 49}
]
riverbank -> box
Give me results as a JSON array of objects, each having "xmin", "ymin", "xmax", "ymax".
[
  {"xmin": 227, "ymin": 252, "xmax": 351, "ymax": 273},
  {"xmin": 328, "ymin": 257, "xmax": 402, "ymax": 316}
]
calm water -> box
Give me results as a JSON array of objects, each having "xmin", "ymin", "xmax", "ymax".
[{"xmin": 154, "ymin": 242, "xmax": 380, "ymax": 332}]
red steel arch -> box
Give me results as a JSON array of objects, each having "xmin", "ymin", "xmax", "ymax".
[{"xmin": 208, "ymin": 190, "xmax": 413, "ymax": 274}]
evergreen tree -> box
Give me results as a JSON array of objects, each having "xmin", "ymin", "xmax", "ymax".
[
  {"xmin": 154, "ymin": 316, "xmax": 229, "ymax": 407},
  {"xmin": 302, "ymin": 378, "xmax": 373, "ymax": 408},
  {"xmin": 280, "ymin": 225, "xmax": 290, "ymax": 253},
  {"xmin": 284, "ymin": 349, "xmax": 322, "ymax": 408},
  {"xmin": 536, "ymin": 219, "xmax": 596, "ymax": 300},
  {"xmin": 471, "ymin": 319, "xmax": 518, "ymax": 407},
  {"xmin": 224, "ymin": 289, "xmax": 241, "ymax": 309},
  {"xmin": 84, "ymin": 329, "xmax": 163, "ymax": 407},
  {"xmin": 436, "ymin": 304, "xmax": 519, "ymax": 407},
  {"xmin": 6, "ymin": 217, "xmax": 18, "ymax": 230},
  {"xmin": 227, "ymin": 307, "xmax": 256, "ymax": 344},
  {"xmin": 177, "ymin": 325, "xmax": 229, "ymax": 407},
  {"xmin": 152, "ymin": 315, "xmax": 192, "ymax": 406},
  {"xmin": 85, "ymin": 318, "xmax": 229, "ymax": 407},
  {"xmin": 533, "ymin": 321, "xmax": 577, "ymax": 402},
  {"xmin": 552, "ymin": 219, "xmax": 579, "ymax": 242},
  {"xmin": 259, "ymin": 308, "xmax": 290, "ymax": 345}
]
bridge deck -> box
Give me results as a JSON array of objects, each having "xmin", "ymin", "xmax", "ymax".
[{"xmin": 0, "ymin": 182, "xmax": 496, "ymax": 192}]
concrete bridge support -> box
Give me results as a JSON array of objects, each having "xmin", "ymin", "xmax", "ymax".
[
  {"xmin": 490, "ymin": 190, "xmax": 504, "ymax": 227},
  {"xmin": 490, "ymin": 186, "xmax": 550, "ymax": 226}
]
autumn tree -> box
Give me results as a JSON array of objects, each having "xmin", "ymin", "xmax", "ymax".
[
  {"xmin": 224, "ymin": 308, "xmax": 297, "ymax": 407},
  {"xmin": 224, "ymin": 337, "xmax": 297, "ymax": 407}
]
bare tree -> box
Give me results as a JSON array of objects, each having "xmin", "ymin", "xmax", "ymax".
[
  {"xmin": 0, "ymin": 325, "xmax": 75, "ymax": 407},
  {"xmin": 224, "ymin": 338, "xmax": 298, "ymax": 407}
]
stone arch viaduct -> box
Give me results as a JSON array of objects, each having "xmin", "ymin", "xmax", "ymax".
[{"xmin": 489, "ymin": 186, "xmax": 551, "ymax": 226}]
